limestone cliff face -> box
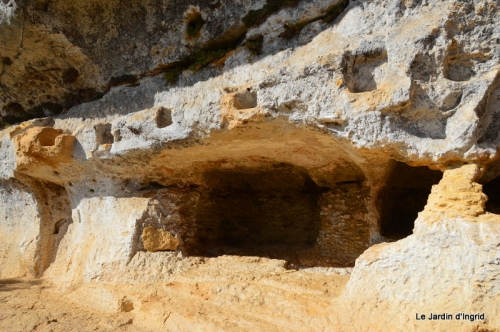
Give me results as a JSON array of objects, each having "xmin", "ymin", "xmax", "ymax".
[{"xmin": 1, "ymin": 0, "xmax": 500, "ymax": 331}]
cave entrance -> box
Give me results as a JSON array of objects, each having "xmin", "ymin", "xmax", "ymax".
[
  {"xmin": 483, "ymin": 176, "xmax": 500, "ymax": 214},
  {"xmin": 183, "ymin": 164, "xmax": 322, "ymax": 261},
  {"xmin": 378, "ymin": 162, "xmax": 442, "ymax": 240}
]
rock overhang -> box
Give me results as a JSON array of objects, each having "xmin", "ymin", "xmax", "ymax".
[{"xmin": 1, "ymin": 0, "xmax": 500, "ymax": 330}]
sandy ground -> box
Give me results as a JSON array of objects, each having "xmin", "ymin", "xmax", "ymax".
[
  {"xmin": 0, "ymin": 258, "xmax": 350, "ymax": 332},
  {"xmin": 0, "ymin": 278, "xmax": 141, "ymax": 332}
]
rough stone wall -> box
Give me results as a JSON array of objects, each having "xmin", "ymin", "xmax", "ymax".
[{"xmin": 310, "ymin": 183, "xmax": 371, "ymax": 267}]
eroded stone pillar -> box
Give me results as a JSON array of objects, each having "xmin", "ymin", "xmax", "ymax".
[{"xmin": 339, "ymin": 164, "xmax": 500, "ymax": 330}]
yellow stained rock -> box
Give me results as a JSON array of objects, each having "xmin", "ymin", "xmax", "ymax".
[
  {"xmin": 142, "ymin": 226, "xmax": 180, "ymax": 252},
  {"xmin": 420, "ymin": 164, "xmax": 490, "ymax": 223}
]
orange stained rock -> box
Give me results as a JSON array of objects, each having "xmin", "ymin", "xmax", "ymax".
[{"xmin": 14, "ymin": 126, "xmax": 75, "ymax": 168}]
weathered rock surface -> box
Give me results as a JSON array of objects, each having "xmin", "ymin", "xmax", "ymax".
[
  {"xmin": 340, "ymin": 165, "xmax": 500, "ymax": 331},
  {"xmin": 0, "ymin": 0, "xmax": 256, "ymax": 122},
  {"xmin": 1, "ymin": 0, "xmax": 500, "ymax": 330}
]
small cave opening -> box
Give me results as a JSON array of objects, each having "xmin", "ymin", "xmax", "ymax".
[
  {"xmin": 378, "ymin": 162, "xmax": 442, "ymax": 240},
  {"xmin": 185, "ymin": 9, "xmax": 205, "ymax": 39},
  {"xmin": 483, "ymin": 176, "xmax": 500, "ymax": 214},
  {"xmin": 182, "ymin": 164, "xmax": 323, "ymax": 261}
]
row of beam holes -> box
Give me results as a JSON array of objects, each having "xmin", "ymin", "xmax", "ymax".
[
  {"xmin": 94, "ymin": 107, "xmax": 173, "ymax": 145},
  {"xmin": 411, "ymin": 39, "xmax": 490, "ymax": 83},
  {"xmin": 344, "ymin": 41, "xmax": 487, "ymax": 87}
]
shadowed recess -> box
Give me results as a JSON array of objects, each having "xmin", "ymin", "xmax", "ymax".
[
  {"xmin": 483, "ymin": 176, "xmax": 500, "ymax": 214},
  {"xmin": 378, "ymin": 162, "xmax": 442, "ymax": 240},
  {"xmin": 183, "ymin": 164, "xmax": 322, "ymax": 260}
]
